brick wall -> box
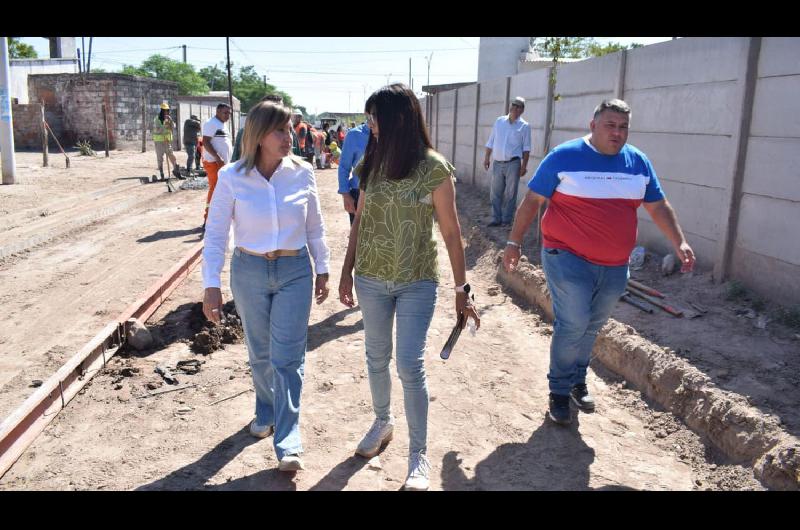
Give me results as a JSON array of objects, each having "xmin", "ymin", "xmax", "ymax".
[
  {"xmin": 26, "ymin": 73, "xmax": 178, "ymax": 150},
  {"xmin": 11, "ymin": 104, "xmax": 45, "ymax": 149}
]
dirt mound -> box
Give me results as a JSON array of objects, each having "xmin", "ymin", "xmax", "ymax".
[{"xmin": 189, "ymin": 301, "xmax": 243, "ymax": 354}]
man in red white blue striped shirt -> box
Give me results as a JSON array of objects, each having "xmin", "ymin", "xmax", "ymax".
[{"xmin": 502, "ymin": 99, "xmax": 695, "ymax": 425}]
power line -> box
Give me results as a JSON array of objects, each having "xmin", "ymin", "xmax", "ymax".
[{"xmin": 186, "ymin": 46, "xmax": 476, "ymax": 54}]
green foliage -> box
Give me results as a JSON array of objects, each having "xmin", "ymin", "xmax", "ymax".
[
  {"xmin": 75, "ymin": 139, "xmax": 96, "ymax": 156},
  {"xmin": 121, "ymin": 54, "xmax": 209, "ymax": 95},
  {"xmin": 773, "ymin": 305, "xmax": 800, "ymax": 329},
  {"xmin": 725, "ymin": 280, "xmax": 748, "ymax": 301},
  {"xmin": 532, "ymin": 37, "xmax": 643, "ymax": 59},
  {"xmin": 751, "ymin": 297, "xmax": 766, "ymax": 312},
  {"xmin": 199, "ymin": 62, "xmax": 292, "ymax": 113},
  {"xmin": 8, "ymin": 37, "xmax": 38, "ymax": 59}
]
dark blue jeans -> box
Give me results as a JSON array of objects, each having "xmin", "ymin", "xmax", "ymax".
[
  {"xmin": 541, "ymin": 247, "xmax": 629, "ymax": 396},
  {"xmin": 184, "ymin": 143, "xmax": 197, "ymax": 171}
]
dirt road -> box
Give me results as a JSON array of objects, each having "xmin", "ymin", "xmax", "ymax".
[{"xmin": 0, "ymin": 151, "xmax": 765, "ymax": 489}]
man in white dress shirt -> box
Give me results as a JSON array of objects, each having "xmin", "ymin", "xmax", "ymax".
[{"xmin": 483, "ymin": 96, "xmax": 532, "ymax": 227}]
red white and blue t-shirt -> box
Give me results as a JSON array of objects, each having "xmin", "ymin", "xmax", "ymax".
[{"xmin": 528, "ymin": 136, "xmax": 665, "ymax": 267}]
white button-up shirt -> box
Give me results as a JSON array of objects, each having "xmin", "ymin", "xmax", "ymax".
[
  {"xmin": 486, "ymin": 115, "xmax": 532, "ymax": 161},
  {"xmin": 202, "ymin": 157, "xmax": 331, "ymax": 288}
]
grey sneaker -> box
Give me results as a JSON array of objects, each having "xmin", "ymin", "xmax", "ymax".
[
  {"xmin": 355, "ymin": 416, "xmax": 394, "ymax": 458},
  {"xmin": 570, "ymin": 383, "xmax": 596, "ymax": 412},
  {"xmin": 249, "ymin": 419, "xmax": 274, "ymax": 439},
  {"xmin": 278, "ymin": 453, "xmax": 304, "ymax": 472},
  {"xmin": 404, "ymin": 451, "xmax": 431, "ymax": 491}
]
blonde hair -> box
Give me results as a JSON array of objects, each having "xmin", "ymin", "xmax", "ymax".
[{"xmin": 236, "ymin": 101, "xmax": 304, "ymax": 174}]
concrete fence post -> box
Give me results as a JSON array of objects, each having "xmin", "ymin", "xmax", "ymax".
[
  {"xmin": 542, "ymin": 66, "xmax": 555, "ymax": 155},
  {"xmin": 435, "ymin": 93, "xmax": 440, "ymax": 151},
  {"xmin": 614, "ymin": 49, "xmax": 628, "ymax": 100},
  {"xmin": 452, "ymin": 89, "xmax": 458, "ymax": 165},
  {"xmin": 714, "ymin": 37, "xmax": 762, "ymax": 283},
  {"xmin": 472, "ymin": 83, "xmax": 481, "ymax": 186}
]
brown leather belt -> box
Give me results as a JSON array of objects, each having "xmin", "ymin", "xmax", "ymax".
[{"xmin": 237, "ymin": 247, "xmax": 302, "ymax": 260}]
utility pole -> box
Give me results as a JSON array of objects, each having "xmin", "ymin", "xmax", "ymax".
[
  {"xmin": 1, "ymin": 37, "xmax": 17, "ymax": 184},
  {"xmin": 263, "ymin": 75, "xmax": 267, "ymax": 91},
  {"xmin": 409, "ymin": 57, "xmax": 411, "ymax": 87},
  {"xmin": 87, "ymin": 37, "xmax": 93, "ymax": 73},
  {"xmin": 81, "ymin": 37, "xmax": 86, "ymax": 72},
  {"xmin": 182, "ymin": 44, "xmax": 187, "ymax": 63},
  {"xmin": 226, "ymin": 37, "xmax": 234, "ymax": 140},
  {"xmin": 425, "ymin": 52, "xmax": 433, "ymax": 88}
]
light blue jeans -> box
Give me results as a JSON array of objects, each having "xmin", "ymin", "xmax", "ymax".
[
  {"xmin": 491, "ymin": 158, "xmax": 521, "ymax": 224},
  {"xmin": 541, "ymin": 247, "xmax": 629, "ymax": 396},
  {"xmin": 230, "ymin": 246, "xmax": 312, "ymax": 460},
  {"xmin": 354, "ymin": 275, "xmax": 438, "ymax": 455}
]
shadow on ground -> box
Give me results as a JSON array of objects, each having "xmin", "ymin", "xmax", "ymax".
[
  {"xmin": 137, "ymin": 227, "xmax": 204, "ymax": 243},
  {"xmin": 440, "ymin": 414, "xmax": 633, "ymax": 490},
  {"xmin": 136, "ymin": 426, "xmax": 296, "ymax": 491},
  {"xmin": 307, "ymin": 307, "xmax": 363, "ymax": 352}
]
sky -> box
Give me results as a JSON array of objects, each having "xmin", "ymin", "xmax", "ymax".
[{"xmin": 18, "ymin": 37, "xmax": 673, "ymax": 115}]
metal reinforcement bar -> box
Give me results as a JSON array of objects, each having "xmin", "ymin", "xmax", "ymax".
[{"xmin": 0, "ymin": 241, "xmax": 205, "ymax": 478}]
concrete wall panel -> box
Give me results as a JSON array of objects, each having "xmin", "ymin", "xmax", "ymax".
[
  {"xmin": 625, "ymin": 37, "xmax": 746, "ymax": 91},
  {"xmin": 750, "ymin": 75, "xmax": 800, "ymax": 138},
  {"xmin": 480, "ymin": 78, "xmax": 508, "ymax": 105},
  {"xmin": 510, "ymin": 68, "xmax": 550, "ymax": 101},
  {"xmin": 730, "ymin": 246, "xmax": 800, "ymax": 306},
  {"xmin": 625, "ymin": 82, "xmax": 738, "ymax": 135},
  {"xmin": 656, "ymin": 179, "xmax": 724, "ymax": 241},
  {"xmin": 758, "ymin": 37, "xmax": 800, "ymax": 78},
  {"xmin": 478, "ymin": 102, "xmax": 505, "ymax": 127},
  {"xmin": 627, "ymin": 132, "xmax": 733, "ymax": 190},
  {"xmin": 557, "ymin": 52, "xmax": 621, "ymax": 95},
  {"xmin": 742, "ymin": 137, "xmax": 800, "ymax": 203},
  {"xmin": 553, "ymin": 92, "xmax": 615, "ymax": 130},
  {"xmin": 637, "ymin": 219, "xmax": 718, "ymax": 269},
  {"xmin": 735, "ymin": 194, "xmax": 800, "ymax": 265}
]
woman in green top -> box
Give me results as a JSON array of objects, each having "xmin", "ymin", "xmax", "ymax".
[{"xmin": 338, "ymin": 84, "xmax": 480, "ymax": 491}]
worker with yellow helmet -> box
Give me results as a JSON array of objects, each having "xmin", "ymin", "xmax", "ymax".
[{"xmin": 153, "ymin": 101, "xmax": 182, "ymax": 180}]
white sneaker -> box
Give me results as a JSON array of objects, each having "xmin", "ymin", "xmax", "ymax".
[
  {"xmin": 278, "ymin": 454, "xmax": 304, "ymax": 472},
  {"xmin": 355, "ymin": 416, "xmax": 395, "ymax": 458},
  {"xmin": 404, "ymin": 451, "xmax": 431, "ymax": 491},
  {"xmin": 249, "ymin": 419, "xmax": 274, "ymax": 439}
]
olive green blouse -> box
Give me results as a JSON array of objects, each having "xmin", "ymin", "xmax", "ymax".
[{"xmin": 355, "ymin": 149, "xmax": 455, "ymax": 283}]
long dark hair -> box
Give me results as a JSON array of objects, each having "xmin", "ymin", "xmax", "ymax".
[
  {"xmin": 360, "ymin": 83, "xmax": 433, "ymax": 188},
  {"xmin": 158, "ymin": 108, "xmax": 170, "ymax": 123}
]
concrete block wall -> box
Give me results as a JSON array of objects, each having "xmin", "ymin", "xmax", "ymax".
[
  {"xmin": 623, "ymin": 38, "xmax": 748, "ymax": 271},
  {"xmin": 436, "ymin": 91, "xmax": 456, "ymax": 167},
  {"xmin": 454, "ymin": 85, "xmax": 478, "ymax": 184},
  {"xmin": 423, "ymin": 36, "xmax": 800, "ymax": 305},
  {"xmin": 732, "ymin": 37, "xmax": 800, "ymax": 304},
  {"xmin": 475, "ymin": 77, "xmax": 509, "ymax": 189},
  {"xmin": 26, "ymin": 73, "xmax": 178, "ymax": 150}
]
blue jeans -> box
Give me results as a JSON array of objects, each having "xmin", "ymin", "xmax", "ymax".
[
  {"xmin": 230, "ymin": 246, "xmax": 312, "ymax": 460},
  {"xmin": 184, "ymin": 143, "xmax": 196, "ymax": 171},
  {"xmin": 491, "ymin": 158, "xmax": 521, "ymax": 224},
  {"xmin": 354, "ymin": 275, "xmax": 438, "ymax": 454},
  {"xmin": 541, "ymin": 248, "xmax": 629, "ymax": 396}
]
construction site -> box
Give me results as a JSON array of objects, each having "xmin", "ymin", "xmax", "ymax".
[{"xmin": 0, "ymin": 36, "xmax": 798, "ymax": 491}]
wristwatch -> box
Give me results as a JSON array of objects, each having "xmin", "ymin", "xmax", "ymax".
[{"xmin": 455, "ymin": 283, "xmax": 471, "ymax": 294}]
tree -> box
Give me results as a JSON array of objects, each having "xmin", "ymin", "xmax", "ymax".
[
  {"xmin": 121, "ymin": 54, "xmax": 208, "ymax": 95},
  {"xmin": 198, "ymin": 62, "xmax": 293, "ymax": 113},
  {"xmin": 532, "ymin": 37, "xmax": 642, "ymax": 59},
  {"xmin": 8, "ymin": 37, "xmax": 38, "ymax": 59}
]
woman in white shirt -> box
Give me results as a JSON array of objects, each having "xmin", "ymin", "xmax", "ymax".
[{"xmin": 202, "ymin": 101, "xmax": 331, "ymax": 472}]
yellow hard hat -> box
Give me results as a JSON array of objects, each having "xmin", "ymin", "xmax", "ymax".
[
  {"xmin": 330, "ymin": 141, "xmax": 338, "ymax": 148},
  {"xmin": 160, "ymin": 101, "xmax": 170, "ymax": 110}
]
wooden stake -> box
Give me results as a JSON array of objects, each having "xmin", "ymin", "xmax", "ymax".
[
  {"xmin": 102, "ymin": 103, "xmax": 109, "ymax": 157},
  {"xmin": 41, "ymin": 104, "xmax": 48, "ymax": 168},
  {"xmin": 141, "ymin": 95, "xmax": 147, "ymax": 153},
  {"xmin": 43, "ymin": 119, "xmax": 70, "ymax": 169}
]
